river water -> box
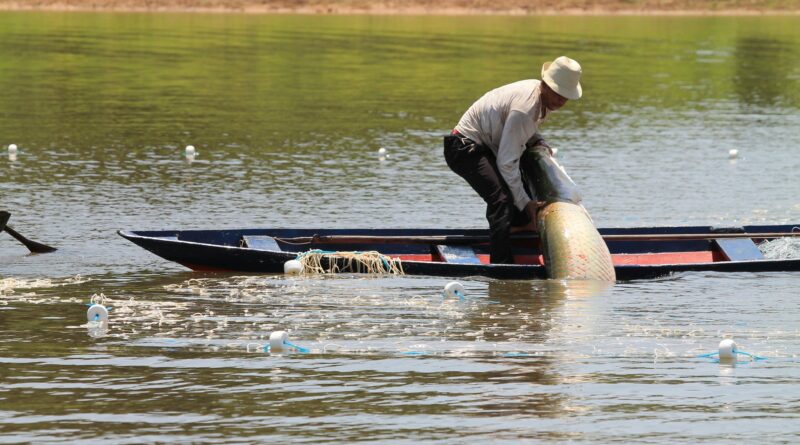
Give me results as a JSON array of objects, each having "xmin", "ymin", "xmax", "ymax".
[{"xmin": 1, "ymin": 12, "xmax": 799, "ymax": 443}]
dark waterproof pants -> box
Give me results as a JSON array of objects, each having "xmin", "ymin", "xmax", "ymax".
[{"xmin": 443, "ymin": 134, "xmax": 530, "ymax": 264}]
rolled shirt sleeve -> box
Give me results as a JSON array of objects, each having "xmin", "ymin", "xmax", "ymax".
[{"xmin": 496, "ymin": 110, "xmax": 538, "ymax": 211}]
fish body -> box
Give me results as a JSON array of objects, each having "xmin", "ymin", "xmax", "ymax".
[
  {"xmin": 521, "ymin": 146, "xmax": 616, "ymax": 281},
  {"xmin": 537, "ymin": 201, "xmax": 616, "ymax": 281}
]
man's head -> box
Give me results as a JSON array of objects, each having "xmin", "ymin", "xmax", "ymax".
[
  {"xmin": 541, "ymin": 56, "xmax": 582, "ymax": 111},
  {"xmin": 541, "ymin": 81, "xmax": 568, "ymax": 111}
]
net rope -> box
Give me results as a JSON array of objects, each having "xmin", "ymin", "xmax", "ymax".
[
  {"xmin": 296, "ymin": 249, "xmax": 404, "ymax": 275},
  {"xmin": 758, "ymin": 228, "xmax": 800, "ymax": 259}
]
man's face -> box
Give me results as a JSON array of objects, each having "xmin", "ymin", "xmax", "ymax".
[{"xmin": 542, "ymin": 82, "xmax": 568, "ymax": 111}]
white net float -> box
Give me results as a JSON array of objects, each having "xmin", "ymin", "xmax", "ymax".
[
  {"xmin": 86, "ymin": 304, "xmax": 109, "ymax": 324},
  {"xmin": 718, "ymin": 338, "xmax": 737, "ymax": 360},
  {"xmin": 7, "ymin": 144, "xmax": 17, "ymax": 153},
  {"xmin": 269, "ymin": 330, "xmax": 289, "ymax": 352},
  {"xmin": 284, "ymin": 259, "xmax": 303, "ymax": 274},
  {"xmin": 444, "ymin": 281, "xmax": 465, "ymax": 299}
]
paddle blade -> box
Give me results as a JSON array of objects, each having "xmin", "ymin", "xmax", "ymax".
[{"xmin": 0, "ymin": 211, "xmax": 57, "ymax": 254}]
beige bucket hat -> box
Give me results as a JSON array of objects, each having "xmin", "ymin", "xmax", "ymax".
[{"xmin": 541, "ymin": 56, "xmax": 582, "ymax": 100}]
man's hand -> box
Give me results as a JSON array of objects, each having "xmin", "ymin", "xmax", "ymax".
[
  {"xmin": 528, "ymin": 137, "xmax": 554, "ymax": 156},
  {"xmin": 511, "ymin": 201, "xmax": 545, "ymax": 233},
  {"xmin": 533, "ymin": 143, "xmax": 554, "ymax": 157},
  {"xmin": 525, "ymin": 200, "xmax": 542, "ymax": 223}
]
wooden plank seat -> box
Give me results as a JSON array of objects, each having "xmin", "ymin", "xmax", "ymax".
[
  {"xmin": 435, "ymin": 245, "xmax": 482, "ymax": 264},
  {"xmin": 242, "ymin": 235, "xmax": 282, "ymax": 251},
  {"xmin": 713, "ymin": 238, "xmax": 765, "ymax": 261}
]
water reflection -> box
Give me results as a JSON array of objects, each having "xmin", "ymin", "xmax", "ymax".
[
  {"xmin": 0, "ymin": 268, "xmax": 798, "ymax": 442},
  {"xmin": 464, "ymin": 279, "xmax": 615, "ymax": 418},
  {"xmin": 733, "ymin": 37, "xmax": 796, "ymax": 107},
  {"xmin": 480, "ymin": 279, "xmax": 613, "ymax": 343}
]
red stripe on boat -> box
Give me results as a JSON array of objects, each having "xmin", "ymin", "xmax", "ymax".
[
  {"xmin": 395, "ymin": 254, "xmax": 436, "ymax": 262},
  {"xmin": 396, "ymin": 251, "xmax": 721, "ymax": 266},
  {"xmin": 611, "ymin": 251, "xmax": 720, "ymax": 265}
]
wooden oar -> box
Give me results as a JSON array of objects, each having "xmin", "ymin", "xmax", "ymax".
[
  {"xmin": 0, "ymin": 211, "xmax": 57, "ymax": 253},
  {"xmin": 275, "ymin": 231, "xmax": 800, "ymax": 246}
]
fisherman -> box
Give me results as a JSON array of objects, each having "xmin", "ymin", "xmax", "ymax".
[{"xmin": 444, "ymin": 56, "xmax": 583, "ymax": 264}]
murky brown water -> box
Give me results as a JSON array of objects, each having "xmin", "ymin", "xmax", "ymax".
[{"xmin": 1, "ymin": 12, "xmax": 799, "ymax": 443}]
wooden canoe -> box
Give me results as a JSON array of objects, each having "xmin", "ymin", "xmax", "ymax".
[{"xmin": 117, "ymin": 224, "xmax": 800, "ymax": 280}]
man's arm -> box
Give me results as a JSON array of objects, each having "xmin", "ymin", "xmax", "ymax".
[{"xmin": 496, "ymin": 110, "xmax": 537, "ymax": 211}]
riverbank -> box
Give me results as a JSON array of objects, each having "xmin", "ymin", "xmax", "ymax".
[{"xmin": 1, "ymin": 0, "xmax": 799, "ymax": 15}]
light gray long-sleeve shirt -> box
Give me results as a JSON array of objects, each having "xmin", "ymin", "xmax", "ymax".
[{"xmin": 454, "ymin": 79, "xmax": 546, "ymax": 211}]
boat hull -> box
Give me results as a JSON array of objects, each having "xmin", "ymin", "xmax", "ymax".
[{"xmin": 118, "ymin": 225, "xmax": 800, "ymax": 281}]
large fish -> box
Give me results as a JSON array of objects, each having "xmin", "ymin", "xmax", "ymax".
[{"xmin": 521, "ymin": 146, "xmax": 616, "ymax": 281}]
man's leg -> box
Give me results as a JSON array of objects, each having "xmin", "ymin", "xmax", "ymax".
[{"xmin": 444, "ymin": 137, "xmax": 517, "ymax": 264}]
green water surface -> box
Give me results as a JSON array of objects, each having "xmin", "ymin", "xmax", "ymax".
[{"xmin": 1, "ymin": 12, "xmax": 799, "ymax": 444}]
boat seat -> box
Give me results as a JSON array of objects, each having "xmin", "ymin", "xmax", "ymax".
[
  {"xmin": 242, "ymin": 235, "xmax": 282, "ymax": 251},
  {"xmin": 435, "ymin": 245, "xmax": 482, "ymax": 264},
  {"xmin": 713, "ymin": 238, "xmax": 764, "ymax": 261}
]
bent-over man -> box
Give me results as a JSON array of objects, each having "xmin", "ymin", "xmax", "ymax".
[{"xmin": 443, "ymin": 56, "xmax": 583, "ymax": 264}]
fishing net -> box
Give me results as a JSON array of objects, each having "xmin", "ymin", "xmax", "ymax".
[
  {"xmin": 758, "ymin": 231, "xmax": 800, "ymax": 259},
  {"xmin": 297, "ymin": 249, "xmax": 404, "ymax": 275}
]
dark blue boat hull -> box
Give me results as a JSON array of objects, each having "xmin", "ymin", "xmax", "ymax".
[{"xmin": 118, "ymin": 225, "xmax": 800, "ymax": 281}]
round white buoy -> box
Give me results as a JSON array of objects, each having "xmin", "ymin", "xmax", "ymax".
[
  {"xmin": 444, "ymin": 281, "xmax": 466, "ymax": 299},
  {"xmin": 269, "ymin": 330, "xmax": 289, "ymax": 352},
  {"xmin": 7, "ymin": 144, "xmax": 18, "ymax": 154},
  {"xmin": 378, "ymin": 147, "xmax": 387, "ymax": 156},
  {"xmin": 185, "ymin": 145, "xmax": 196, "ymax": 156},
  {"xmin": 728, "ymin": 149, "xmax": 738, "ymax": 159},
  {"xmin": 87, "ymin": 304, "xmax": 109, "ymax": 324},
  {"xmin": 719, "ymin": 338, "xmax": 737, "ymax": 361},
  {"xmin": 284, "ymin": 259, "xmax": 303, "ymax": 274}
]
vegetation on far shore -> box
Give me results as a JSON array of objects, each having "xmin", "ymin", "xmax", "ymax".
[{"xmin": 1, "ymin": 0, "xmax": 800, "ymax": 14}]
